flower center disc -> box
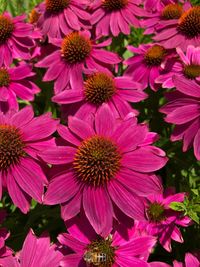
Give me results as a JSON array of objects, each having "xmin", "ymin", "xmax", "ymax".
[
  {"xmin": 183, "ymin": 64, "xmax": 200, "ymax": 79},
  {"xmin": 178, "ymin": 6, "xmax": 200, "ymax": 38},
  {"xmin": 0, "ymin": 68, "xmax": 10, "ymax": 87},
  {"xmin": 84, "ymin": 73, "xmax": 116, "ymax": 105},
  {"xmin": 84, "ymin": 237, "xmax": 115, "ymax": 267},
  {"xmin": 61, "ymin": 32, "xmax": 92, "ymax": 64},
  {"xmin": 162, "ymin": 4, "xmax": 183, "ymax": 20},
  {"xmin": 29, "ymin": 9, "xmax": 40, "ymax": 24},
  {"xmin": 147, "ymin": 202, "xmax": 166, "ymax": 223},
  {"xmin": 73, "ymin": 136, "xmax": 121, "ymax": 187},
  {"xmin": 45, "ymin": 0, "xmax": 70, "ymax": 13},
  {"xmin": 144, "ymin": 45, "xmax": 166, "ymax": 66},
  {"xmin": 102, "ymin": 0, "xmax": 128, "ymax": 11},
  {"xmin": 0, "ymin": 15, "xmax": 14, "ymax": 44},
  {"xmin": 0, "ymin": 125, "xmax": 25, "ymax": 171}
]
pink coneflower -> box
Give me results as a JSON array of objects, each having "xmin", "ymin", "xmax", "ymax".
[
  {"xmin": 0, "ymin": 64, "xmax": 40, "ymax": 113},
  {"xmin": 160, "ymin": 82, "xmax": 200, "ymax": 160},
  {"xmin": 89, "ymin": 0, "xmax": 146, "ymax": 37},
  {"xmin": 53, "ymin": 71, "xmax": 147, "ymax": 119},
  {"xmin": 58, "ymin": 215, "xmax": 156, "ymax": 267},
  {"xmin": 137, "ymin": 188, "xmax": 191, "ymax": 252},
  {"xmin": 173, "ymin": 253, "xmax": 200, "ymax": 267},
  {"xmin": 15, "ymin": 229, "xmax": 62, "ymax": 267},
  {"xmin": 36, "ymin": 0, "xmax": 90, "ymax": 38},
  {"xmin": 156, "ymin": 45, "xmax": 200, "ymax": 89},
  {"xmin": 0, "ymin": 106, "xmax": 58, "ymax": 213},
  {"xmin": 124, "ymin": 43, "xmax": 171, "ymax": 91},
  {"xmin": 153, "ymin": 4, "xmax": 200, "ymax": 50},
  {"xmin": 39, "ymin": 104, "xmax": 167, "ymax": 236},
  {"xmin": 36, "ymin": 31, "xmax": 121, "ymax": 93},
  {"xmin": 141, "ymin": 1, "xmax": 188, "ymax": 35},
  {"xmin": 0, "ymin": 12, "xmax": 35, "ymax": 67}
]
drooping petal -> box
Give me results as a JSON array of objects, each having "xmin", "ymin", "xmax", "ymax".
[{"xmin": 83, "ymin": 186, "xmax": 113, "ymax": 237}]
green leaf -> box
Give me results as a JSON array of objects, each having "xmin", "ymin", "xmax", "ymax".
[
  {"xmin": 187, "ymin": 210, "xmax": 199, "ymax": 224},
  {"xmin": 170, "ymin": 202, "xmax": 185, "ymax": 211}
]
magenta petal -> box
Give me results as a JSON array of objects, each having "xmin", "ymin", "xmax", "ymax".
[
  {"xmin": 68, "ymin": 116, "xmax": 95, "ymax": 139},
  {"xmin": 118, "ymin": 170, "xmax": 162, "ymax": 196},
  {"xmin": 11, "ymin": 105, "xmax": 34, "ymax": 127},
  {"xmin": 52, "ymin": 90, "xmax": 84, "ymax": 104},
  {"xmin": 20, "ymin": 230, "xmax": 37, "ymax": 267},
  {"xmin": 83, "ymin": 186, "xmax": 113, "ymax": 237},
  {"xmin": 171, "ymin": 227, "xmax": 183, "ymax": 243},
  {"xmin": 122, "ymin": 146, "xmax": 167, "ymax": 172},
  {"xmin": 185, "ymin": 253, "xmax": 200, "ymax": 267},
  {"xmin": 60, "ymin": 254, "xmax": 83, "ymax": 267},
  {"xmin": 57, "ymin": 124, "xmax": 81, "ymax": 146},
  {"xmin": 108, "ymin": 180, "xmax": 145, "ymax": 221},
  {"xmin": 58, "ymin": 233, "xmax": 85, "ymax": 254},
  {"xmin": 44, "ymin": 171, "xmax": 79, "ymax": 205},
  {"xmin": 39, "ymin": 146, "xmax": 76, "ymax": 165},
  {"xmin": 95, "ymin": 104, "xmax": 115, "ymax": 136},
  {"xmin": 117, "ymin": 236, "xmax": 156, "ymax": 257},
  {"xmin": 115, "ymin": 255, "xmax": 149, "ymax": 267},
  {"xmin": 22, "ymin": 113, "xmax": 58, "ymax": 141},
  {"xmin": 194, "ymin": 129, "xmax": 200, "ymax": 160},
  {"xmin": 149, "ymin": 263, "xmax": 171, "ymax": 267},
  {"xmin": 61, "ymin": 191, "xmax": 81, "ymax": 221},
  {"xmin": 173, "ymin": 75, "xmax": 200, "ymax": 98},
  {"xmin": 13, "ymin": 158, "xmax": 44, "ymax": 203},
  {"xmin": 116, "ymin": 124, "xmax": 147, "ymax": 152},
  {"xmin": 165, "ymin": 104, "xmax": 200, "ymax": 125},
  {"xmin": 7, "ymin": 169, "xmax": 31, "ymax": 214}
]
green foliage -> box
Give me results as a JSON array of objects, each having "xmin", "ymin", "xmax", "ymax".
[
  {"xmin": 170, "ymin": 189, "xmax": 200, "ymax": 224},
  {"xmin": 0, "ymin": 0, "xmax": 43, "ymax": 15}
]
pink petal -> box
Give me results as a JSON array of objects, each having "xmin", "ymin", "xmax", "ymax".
[
  {"xmin": 39, "ymin": 146, "xmax": 76, "ymax": 165},
  {"xmin": 61, "ymin": 191, "xmax": 81, "ymax": 221},
  {"xmin": 7, "ymin": 169, "xmax": 31, "ymax": 213},
  {"xmin": 185, "ymin": 253, "xmax": 200, "ymax": 267},
  {"xmin": 95, "ymin": 104, "xmax": 115, "ymax": 136},
  {"xmin": 57, "ymin": 233, "xmax": 85, "ymax": 254},
  {"xmin": 165, "ymin": 104, "xmax": 200, "ymax": 125},
  {"xmin": 60, "ymin": 254, "xmax": 83, "ymax": 267},
  {"xmin": 122, "ymin": 146, "xmax": 167, "ymax": 172},
  {"xmin": 83, "ymin": 186, "xmax": 113, "ymax": 237},
  {"xmin": 44, "ymin": 171, "xmax": 79, "ymax": 205},
  {"xmin": 194, "ymin": 129, "xmax": 200, "ymax": 160},
  {"xmin": 20, "ymin": 230, "xmax": 37, "ymax": 267},
  {"xmin": 68, "ymin": 116, "xmax": 95, "ymax": 139},
  {"xmin": 108, "ymin": 180, "xmax": 145, "ymax": 221},
  {"xmin": 13, "ymin": 158, "xmax": 44, "ymax": 203},
  {"xmin": 173, "ymin": 75, "xmax": 200, "ymax": 98}
]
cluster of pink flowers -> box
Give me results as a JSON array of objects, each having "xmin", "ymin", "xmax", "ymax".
[{"xmin": 0, "ymin": 0, "xmax": 199, "ymax": 266}]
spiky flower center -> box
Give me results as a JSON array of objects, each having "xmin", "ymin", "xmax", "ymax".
[
  {"xmin": 0, "ymin": 68, "xmax": 10, "ymax": 87},
  {"xmin": 73, "ymin": 135, "xmax": 121, "ymax": 187},
  {"xmin": 84, "ymin": 73, "xmax": 116, "ymax": 105},
  {"xmin": 0, "ymin": 15, "xmax": 14, "ymax": 44},
  {"xmin": 147, "ymin": 202, "xmax": 166, "ymax": 223},
  {"xmin": 29, "ymin": 9, "xmax": 40, "ymax": 24},
  {"xmin": 162, "ymin": 4, "xmax": 183, "ymax": 20},
  {"xmin": 102, "ymin": 0, "xmax": 128, "ymax": 11},
  {"xmin": 45, "ymin": 0, "xmax": 70, "ymax": 13},
  {"xmin": 84, "ymin": 237, "xmax": 115, "ymax": 267},
  {"xmin": 183, "ymin": 64, "xmax": 200, "ymax": 79},
  {"xmin": 0, "ymin": 125, "xmax": 25, "ymax": 171},
  {"xmin": 61, "ymin": 32, "xmax": 92, "ymax": 64},
  {"xmin": 178, "ymin": 6, "xmax": 200, "ymax": 38},
  {"xmin": 144, "ymin": 45, "xmax": 166, "ymax": 66}
]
